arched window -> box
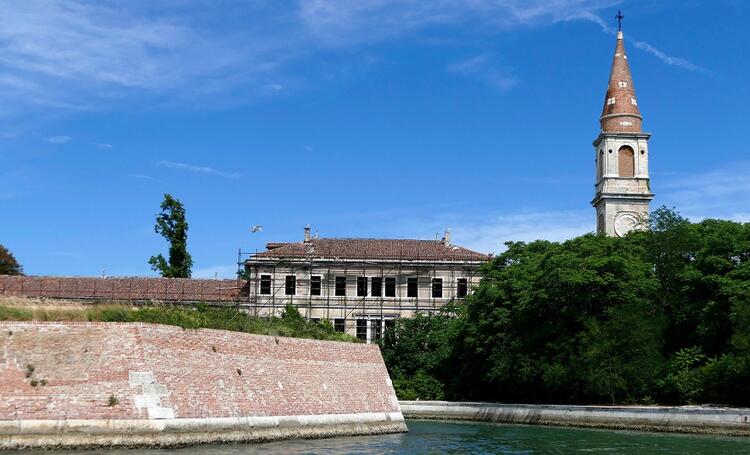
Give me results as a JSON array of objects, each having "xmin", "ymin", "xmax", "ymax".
[{"xmin": 618, "ymin": 145, "xmax": 635, "ymax": 177}]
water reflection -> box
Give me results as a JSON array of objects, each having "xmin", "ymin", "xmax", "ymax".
[{"xmin": 4, "ymin": 420, "xmax": 750, "ymax": 454}]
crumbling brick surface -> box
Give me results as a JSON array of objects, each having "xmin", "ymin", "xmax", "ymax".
[
  {"xmin": 0, "ymin": 276, "xmax": 247, "ymax": 303},
  {"xmin": 0, "ymin": 322, "xmax": 399, "ymax": 421}
]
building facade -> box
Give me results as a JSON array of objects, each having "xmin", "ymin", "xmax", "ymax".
[
  {"xmin": 592, "ymin": 30, "xmax": 654, "ymax": 237},
  {"xmin": 244, "ymin": 227, "xmax": 489, "ymax": 342}
]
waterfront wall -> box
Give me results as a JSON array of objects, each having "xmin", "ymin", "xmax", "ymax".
[
  {"xmin": 0, "ymin": 275, "xmax": 247, "ymax": 303},
  {"xmin": 0, "ymin": 322, "xmax": 405, "ymax": 449},
  {"xmin": 400, "ymin": 401, "xmax": 750, "ymax": 436}
]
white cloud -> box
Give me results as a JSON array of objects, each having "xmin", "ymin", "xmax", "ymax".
[
  {"xmin": 96, "ymin": 143, "xmax": 113, "ymax": 150},
  {"xmin": 447, "ymin": 54, "xmax": 518, "ymax": 91},
  {"xmin": 657, "ymin": 161, "xmax": 750, "ymax": 221},
  {"xmin": 427, "ymin": 210, "xmax": 593, "ymax": 254},
  {"xmin": 192, "ymin": 265, "xmax": 238, "ymax": 279},
  {"xmin": 157, "ymin": 160, "xmax": 240, "ymax": 179},
  {"xmin": 298, "ymin": 0, "xmax": 622, "ymax": 44},
  {"xmin": 46, "ymin": 135, "xmax": 71, "ymax": 144}
]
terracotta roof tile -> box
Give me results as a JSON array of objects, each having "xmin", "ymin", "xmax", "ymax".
[{"xmin": 252, "ymin": 238, "xmax": 490, "ymax": 262}]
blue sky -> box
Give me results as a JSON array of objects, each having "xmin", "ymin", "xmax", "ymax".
[{"xmin": 1, "ymin": 0, "xmax": 748, "ymax": 278}]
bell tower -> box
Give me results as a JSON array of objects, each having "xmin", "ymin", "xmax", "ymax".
[{"xmin": 592, "ymin": 13, "xmax": 653, "ymax": 237}]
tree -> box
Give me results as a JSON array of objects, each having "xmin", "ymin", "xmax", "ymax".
[
  {"xmin": 148, "ymin": 194, "xmax": 193, "ymax": 278},
  {"xmin": 0, "ymin": 244, "xmax": 23, "ymax": 275}
]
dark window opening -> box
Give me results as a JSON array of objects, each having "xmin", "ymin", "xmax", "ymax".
[
  {"xmin": 285, "ymin": 275, "xmax": 296, "ymax": 296},
  {"xmin": 385, "ymin": 319, "xmax": 396, "ymax": 331},
  {"xmin": 310, "ymin": 318, "xmax": 320, "ymax": 324},
  {"xmin": 335, "ymin": 276, "xmax": 346, "ymax": 296},
  {"xmin": 260, "ymin": 274, "xmax": 271, "ymax": 295},
  {"xmin": 432, "ymin": 278, "xmax": 443, "ymax": 298},
  {"xmin": 356, "ymin": 319, "xmax": 367, "ymax": 341},
  {"xmin": 310, "ymin": 275, "xmax": 321, "ymax": 296},
  {"xmin": 357, "ymin": 277, "xmax": 368, "ymax": 297},
  {"xmin": 407, "ymin": 277, "xmax": 418, "ymax": 298},
  {"xmin": 385, "ymin": 277, "xmax": 396, "ymax": 297},
  {"xmin": 457, "ymin": 278, "xmax": 468, "ymax": 298},
  {"xmin": 334, "ymin": 318, "xmax": 345, "ymax": 333},
  {"xmin": 372, "ymin": 319, "xmax": 382, "ymax": 341},
  {"xmin": 371, "ymin": 277, "xmax": 383, "ymax": 297}
]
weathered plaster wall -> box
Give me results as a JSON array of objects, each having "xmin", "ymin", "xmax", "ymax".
[
  {"xmin": 0, "ymin": 322, "xmax": 405, "ymax": 449},
  {"xmin": 401, "ymin": 401, "xmax": 750, "ymax": 436}
]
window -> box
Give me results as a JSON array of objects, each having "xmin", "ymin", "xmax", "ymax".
[
  {"xmin": 334, "ymin": 318, "xmax": 345, "ymax": 333},
  {"xmin": 260, "ymin": 274, "xmax": 271, "ymax": 295},
  {"xmin": 356, "ymin": 319, "xmax": 367, "ymax": 341},
  {"xmin": 310, "ymin": 318, "xmax": 320, "ymax": 324},
  {"xmin": 432, "ymin": 278, "xmax": 443, "ymax": 298},
  {"xmin": 607, "ymin": 97, "xmax": 616, "ymax": 105},
  {"xmin": 310, "ymin": 276, "xmax": 321, "ymax": 296},
  {"xmin": 357, "ymin": 277, "xmax": 368, "ymax": 297},
  {"xmin": 618, "ymin": 145, "xmax": 635, "ymax": 178},
  {"xmin": 385, "ymin": 319, "xmax": 396, "ymax": 332},
  {"xmin": 335, "ymin": 276, "xmax": 346, "ymax": 296},
  {"xmin": 598, "ymin": 213, "xmax": 605, "ymax": 234},
  {"xmin": 285, "ymin": 275, "xmax": 296, "ymax": 295},
  {"xmin": 385, "ymin": 277, "xmax": 396, "ymax": 297},
  {"xmin": 407, "ymin": 277, "xmax": 418, "ymax": 298},
  {"xmin": 457, "ymin": 278, "xmax": 468, "ymax": 298},
  {"xmin": 618, "ymin": 81, "xmax": 628, "ymax": 88},
  {"xmin": 372, "ymin": 319, "xmax": 382, "ymax": 341},
  {"xmin": 631, "ymin": 97, "xmax": 638, "ymax": 106},
  {"xmin": 371, "ymin": 277, "xmax": 383, "ymax": 297}
]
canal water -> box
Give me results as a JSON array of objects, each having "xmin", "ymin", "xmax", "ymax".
[{"xmin": 6, "ymin": 420, "xmax": 750, "ymax": 454}]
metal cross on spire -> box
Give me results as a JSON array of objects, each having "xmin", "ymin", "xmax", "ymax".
[{"xmin": 615, "ymin": 10, "xmax": 624, "ymax": 32}]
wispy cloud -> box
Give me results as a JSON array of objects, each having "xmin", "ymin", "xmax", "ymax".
[
  {"xmin": 298, "ymin": 0, "xmax": 621, "ymax": 44},
  {"xmin": 157, "ymin": 160, "xmax": 240, "ymax": 179},
  {"xmin": 574, "ymin": 12, "xmax": 713, "ymax": 75},
  {"xmin": 657, "ymin": 161, "xmax": 750, "ymax": 221},
  {"xmin": 95, "ymin": 143, "xmax": 113, "ymax": 150},
  {"xmin": 447, "ymin": 54, "xmax": 518, "ymax": 91},
  {"xmin": 192, "ymin": 265, "xmax": 238, "ymax": 279},
  {"xmin": 46, "ymin": 135, "xmax": 71, "ymax": 144}
]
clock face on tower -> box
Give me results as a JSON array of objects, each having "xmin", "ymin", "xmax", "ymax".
[{"xmin": 614, "ymin": 212, "xmax": 641, "ymax": 237}]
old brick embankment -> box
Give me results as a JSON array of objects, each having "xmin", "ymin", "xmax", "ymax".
[
  {"xmin": 0, "ymin": 275, "xmax": 248, "ymax": 303},
  {"xmin": 0, "ymin": 322, "xmax": 406, "ymax": 449}
]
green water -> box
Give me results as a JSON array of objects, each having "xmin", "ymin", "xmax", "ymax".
[{"xmin": 7, "ymin": 420, "xmax": 750, "ymax": 454}]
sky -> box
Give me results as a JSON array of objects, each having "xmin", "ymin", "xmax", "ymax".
[{"xmin": 1, "ymin": 0, "xmax": 748, "ymax": 278}]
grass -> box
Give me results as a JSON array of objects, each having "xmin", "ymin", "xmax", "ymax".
[{"xmin": 0, "ymin": 297, "xmax": 358, "ymax": 343}]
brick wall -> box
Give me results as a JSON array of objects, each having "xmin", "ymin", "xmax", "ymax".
[
  {"xmin": 0, "ymin": 322, "xmax": 401, "ymax": 422},
  {"xmin": 0, "ymin": 275, "xmax": 248, "ymax": 303}
]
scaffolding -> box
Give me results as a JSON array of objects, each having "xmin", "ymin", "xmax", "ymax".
[{"xmin": 237, "ymin": 246, "xmax": 483, "ymax": 341}]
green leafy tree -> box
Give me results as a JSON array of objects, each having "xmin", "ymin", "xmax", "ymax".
[
  {"xmin": 0, "ymin": 244, "xmax": 23, "ymax": 275},
  {"xmin": 148, "ymin": 194, "xmax": 193, "ymax": 278}
]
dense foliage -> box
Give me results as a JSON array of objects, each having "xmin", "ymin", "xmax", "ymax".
[
  {"xmin": 0, "ymin": 244, "xmax": 23, "ymax": 275},
  {"xmin": 149, "ymin": 194, "xmax": 193, "ymax": 278},
  {"xmin": 0, "ymin": 301, "xmax": 357, "ymax": 343},
  {"xmin": 380, "ymin": 208, "xmax": 750, "ymax": 406}
]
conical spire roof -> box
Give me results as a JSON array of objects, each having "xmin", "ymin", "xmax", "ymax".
[{"xmin": 600, "ymin": 31, "xmax": 642, "ymax": 133}]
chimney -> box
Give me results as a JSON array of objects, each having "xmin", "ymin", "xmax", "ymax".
[
  {"xmin": 442, "ymin": 229, "xmax": 451, "ymax": 246},
  {"xmin": 304, "ymin": 225, "xmax": 311, "ymax": 243}
]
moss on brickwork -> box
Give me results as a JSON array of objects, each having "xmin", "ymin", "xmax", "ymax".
[{"xmin": 0, "ymin": 300, "xmax": 358, "ymax": 343}]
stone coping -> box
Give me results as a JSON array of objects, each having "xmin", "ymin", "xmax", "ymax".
[
  {"xmin": 400, "ymin": 401, "xmax": 750, "ymax": 436},
  {"xmin": 0, "ymin": 412, "xmax": 407, "ymax": 450}
]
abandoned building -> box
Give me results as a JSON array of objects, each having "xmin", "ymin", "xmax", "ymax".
[{"xmin": 243, "ymin": 227, "xmax": 489, "ymax": 342}]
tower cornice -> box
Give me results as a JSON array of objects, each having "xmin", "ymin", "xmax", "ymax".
[{"xmin": 592, "ymin": 131, "xmax": 651, "ymax": 147}]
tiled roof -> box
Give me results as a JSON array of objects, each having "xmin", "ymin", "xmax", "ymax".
[
  {"xmin": 600, "ymin": 31, "xmax": 643, "ymax": 133},
  {"xmin": 252, "ymin": 238, "xmax": 490, "ymax": 262}
]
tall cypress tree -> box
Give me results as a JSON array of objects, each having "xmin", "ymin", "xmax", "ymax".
[{"xmin": 148, "ymin": 194, "xmax": 193, "ymax": 278}]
